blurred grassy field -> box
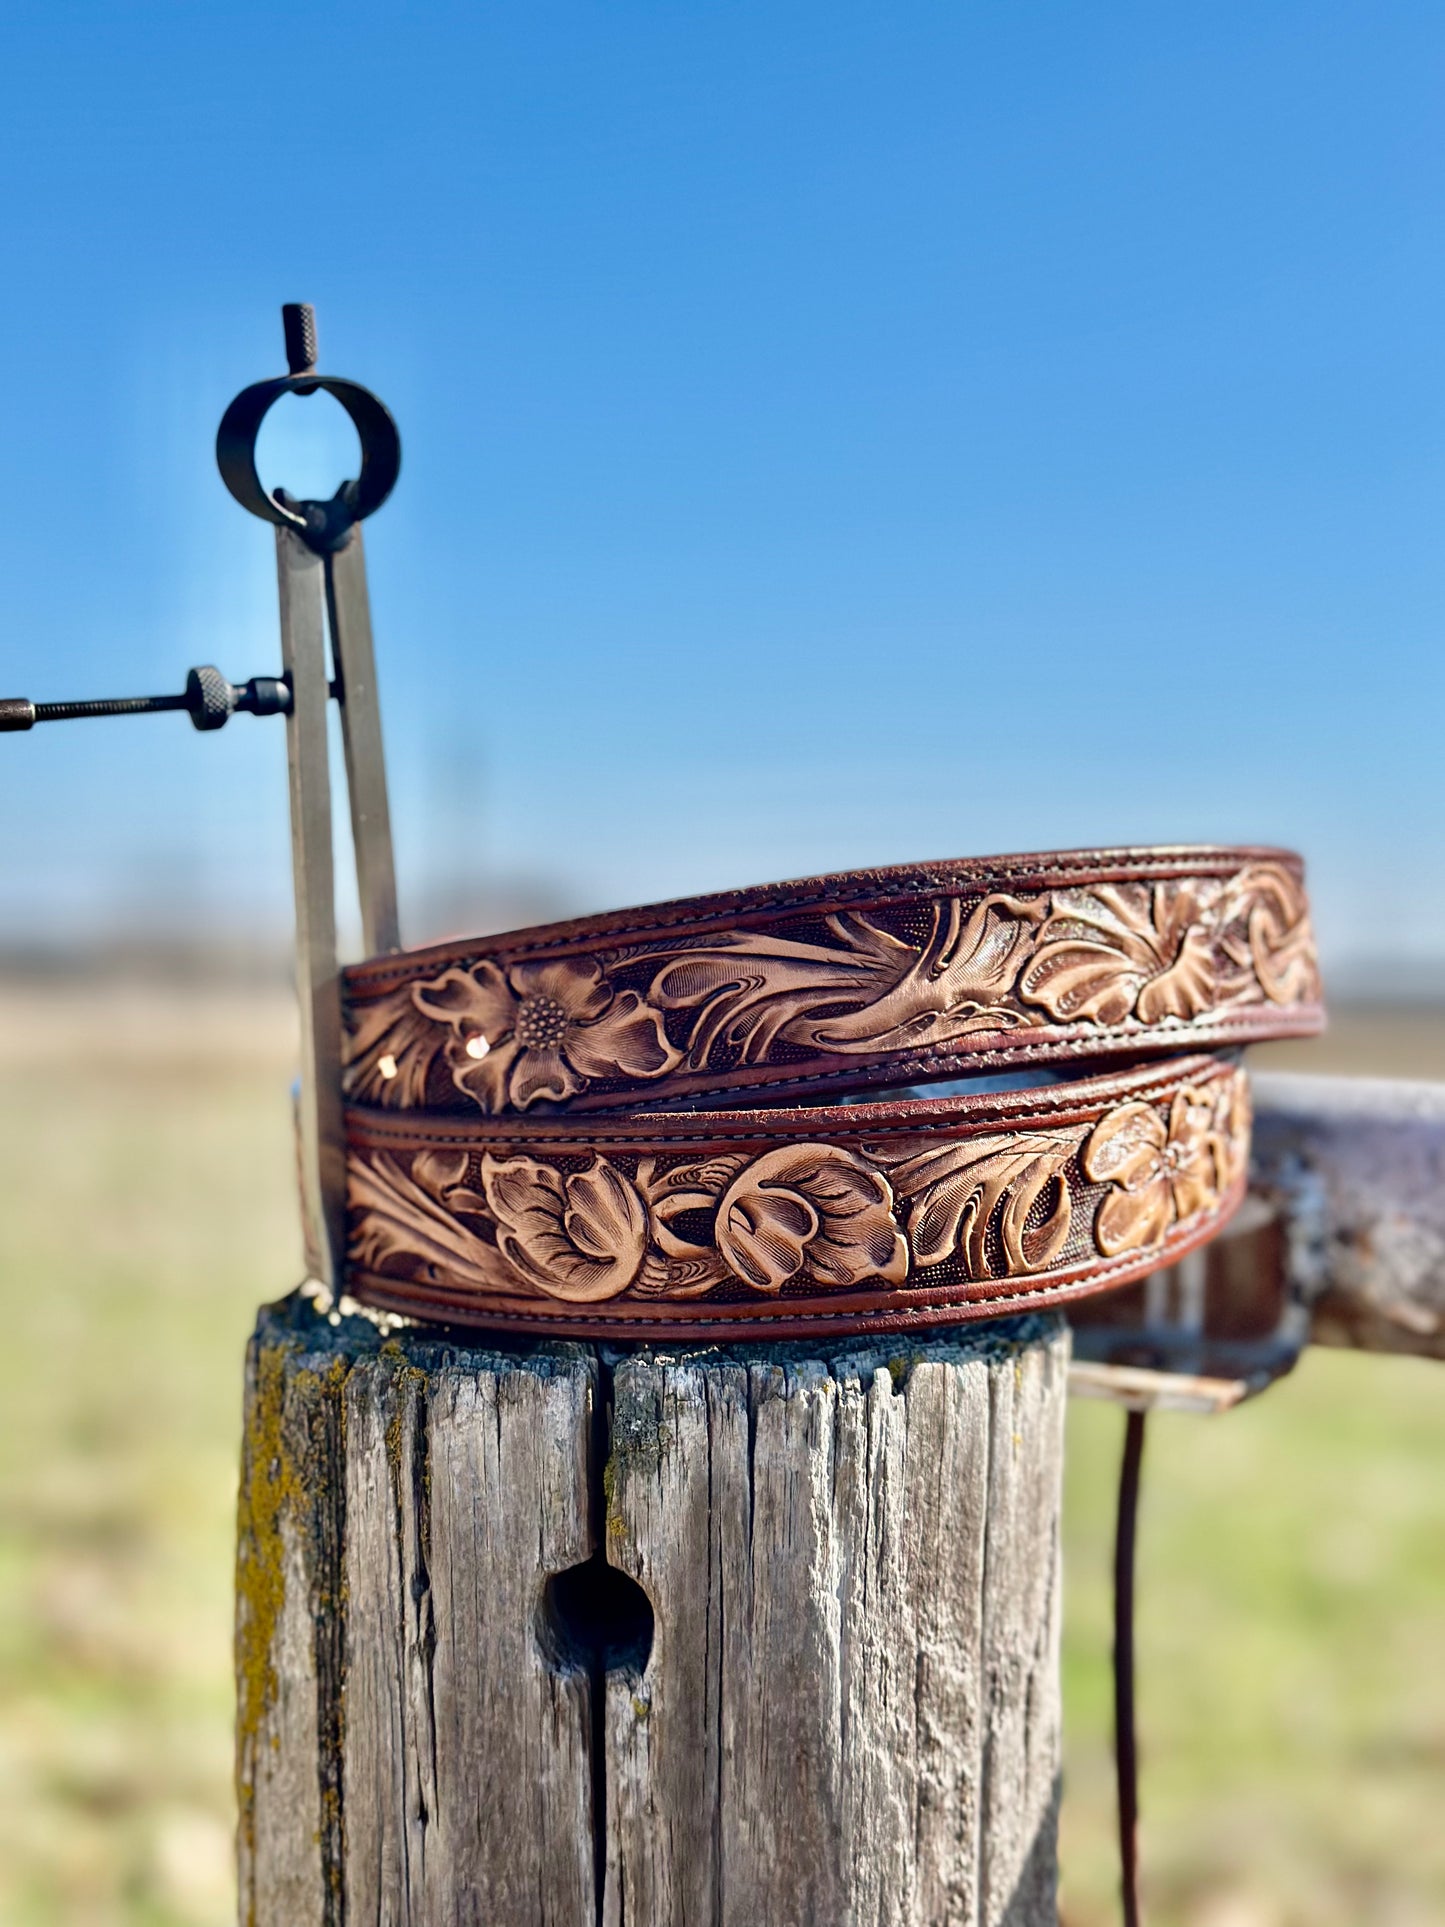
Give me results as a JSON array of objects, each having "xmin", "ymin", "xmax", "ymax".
[{"xmin": 0, "ymin": 986, "xmax": 1442, "ymax": 1926}]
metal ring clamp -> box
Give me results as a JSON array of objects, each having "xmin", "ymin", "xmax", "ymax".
[{"xmin": 216, "ymin": 336, "xmax": 401, "ymax": 557}]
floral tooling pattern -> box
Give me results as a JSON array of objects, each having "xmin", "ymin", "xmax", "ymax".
[
  {"xmin": 345, "ymin": 863, "xmax": 1317, "ymax": 1115},
  {"xmin": 347, "ymin": 1069, "xmax": 1251, "ymax": 1308},
  {"xmin": 1081, "ymin": 1075, "xmax": 1252, "ymax": 1257},
  {"xmin": 413, "ymin": 956, "xmax": 680, "ymax": 1111}
]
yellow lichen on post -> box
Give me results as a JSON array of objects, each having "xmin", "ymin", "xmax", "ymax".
[
  {"xmin": 234, "ymin": 1326, "xmax": 351, "ymax": 1927},
  {"xmin": 234, "ymin": 1338, "xmax": 302, "ymax": 1857}
]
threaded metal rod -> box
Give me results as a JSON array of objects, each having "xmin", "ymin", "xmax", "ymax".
[
  {"xmin": 33, "ymin": 693, "xmax": 190, "ymax": 722},
  {"xmin": 1, "ymin": 673, "xmax": 302, "ymax": 735}
]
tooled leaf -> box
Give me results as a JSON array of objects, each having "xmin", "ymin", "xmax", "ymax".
[
  {"xmin": 645, "ymin": 896, "xmax": 1043, "ymax": 1070},
  {"xmin": 345, "ymin": 992, "xmax": 439, "ymax": 1108},
  {"xmin": 645, "ymin": 923, "xmax": 905, "ymax": 1068},
  {"xmin": 883, "ymin": 1128, "xmax": 1083, "ymax": 1278},
  {"xmin": 634, "ymin": 1247, "xmax": 731, "ymax": 1298},
  {"xmin": 481, "ymin": 1153, "xmax": 648, "ymax": 1303},
  {"xmin": 637, "ymin": 1155, "xmax": 749, "ymax": 1202},
  {"xmin": 348, "ymin": 1151, "xmax": 510, "ymax": 1290},
  {"xmin": 1221, "ymin": 862, "xmax": 1321, "ymax": 1006},
  {"xmin": 714, "ymin": 1144, "xmax": 908, "ymax": 1293},
  {"xmin": 806, "ymin": 895, "xmax": 1046, "ymax": 1053}
]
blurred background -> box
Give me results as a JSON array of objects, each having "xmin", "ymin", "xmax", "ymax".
[{"xmin": 0, "ymin": 3, "xmax": 1441, "ymax": 1923}]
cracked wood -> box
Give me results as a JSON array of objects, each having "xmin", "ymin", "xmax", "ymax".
[{"xmin": 236, "ymin": 1295, "xmax": 1067, "ymax": 1925}]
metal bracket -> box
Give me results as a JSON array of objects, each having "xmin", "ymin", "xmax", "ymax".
[{"xmin": 1067, "ymin": 1193, "xmax": 1308, "ymax": 1413}]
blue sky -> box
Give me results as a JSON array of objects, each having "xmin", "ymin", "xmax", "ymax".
[{"xmin": 0, "ymin": 2, "xmax": 1440, "ymax": 983}]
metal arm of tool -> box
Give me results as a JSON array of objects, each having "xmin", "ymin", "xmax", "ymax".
[
  {"xmin": 276, "ymin": 527, "xmax": 347, "ymax": 1284},
  {"xmin": 325, "ymin": 528, "xmax": 400, "ymax": 954},
  {"xmin": 216, "ymin": 303, "xmax": 404, "ymax": 1281}
]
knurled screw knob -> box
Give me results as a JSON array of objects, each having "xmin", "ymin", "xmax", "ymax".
[
  {"xmin": 185, "ymin": 664, "xmax": 237, "ymax": 731},
  {"xmin": 282, "ymin": 303, "xmax": 318, "ymax": 377}
]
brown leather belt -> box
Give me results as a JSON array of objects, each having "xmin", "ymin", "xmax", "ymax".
[{"xmin": 341, "ymin": 846, "xmax": 1322, "ymax": 1339}]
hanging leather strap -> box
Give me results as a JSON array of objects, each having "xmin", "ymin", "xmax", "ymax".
[{"xmin": 1114, "ymin": 1408, "xmax": 1147, "ymax": 1927}]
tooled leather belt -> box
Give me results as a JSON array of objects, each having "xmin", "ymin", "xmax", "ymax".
[{"xmin": 341, "ymin": 844, "xmax": 1323, "ymax": 1340}]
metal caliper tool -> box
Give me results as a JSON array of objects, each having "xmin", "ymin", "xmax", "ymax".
[{"xmin": 3, "ymin": 303, "xmax": 403, "ymax": 1288}]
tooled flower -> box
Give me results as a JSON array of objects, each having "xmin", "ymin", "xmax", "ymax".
[
  {"xmin": 1018, "ymin": 883, "xmax": 1222, "ymax": 1028},
  {"xmin": 575, "ymin": 1143, "xmax": 910, "ymax": 1300},
  {"xmin": 1082, "ymin": 1081, "xmax": 1247, "ymax": 1257},
  {"xmin": 412, "ymin": 956, "xmax": 681, "ymax": 1112},
  {"xmin": 711, "ymin": 1145, "xmax": 909, "ymax": 1294},
  {"xmin": 439, "ymin": 1140, "xmax": 911, "ymax": 1304},
  {"xmin": 481, "ymin": 1151, "xmax": 649, "ymax": 1301}
]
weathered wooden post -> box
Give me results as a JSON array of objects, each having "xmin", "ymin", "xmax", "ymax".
[{"xmin": 236, "ymin": 1298, "xmax": 1068, "ymax": 1927}]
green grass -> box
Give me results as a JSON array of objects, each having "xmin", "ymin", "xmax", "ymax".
[
  {"xmin": 1, "ymin": 986, "xmax": 1441, "ymax": 1925},
  {"xmin": 0, "ymin": 989, "xmax": 299, "ymax": 1927},
  {"xmin": 1060, "ymin": 1356, "xmax": 1445, "ymax": 1926}
]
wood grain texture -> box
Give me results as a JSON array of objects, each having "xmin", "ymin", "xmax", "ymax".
[
  {"xmin": 235, "ymin": 1319, "xmax": 346, "ymax": 1927},
  {"xmin": 1252, "ymin": 1073, "xmax": 1445, "ymax": 1359},
  {"xmin": 236, "ymin": 1298, "xmax": 1067, "ymax": 1926},
  {"xmin": 341, "ymin": 1341, "xmax": 598, "ymax": 1923}
]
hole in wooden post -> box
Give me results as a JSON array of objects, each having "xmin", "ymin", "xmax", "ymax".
[{"xmin": 539, "ymin": 1553, "xmax": 654, "ymax": 1676}]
